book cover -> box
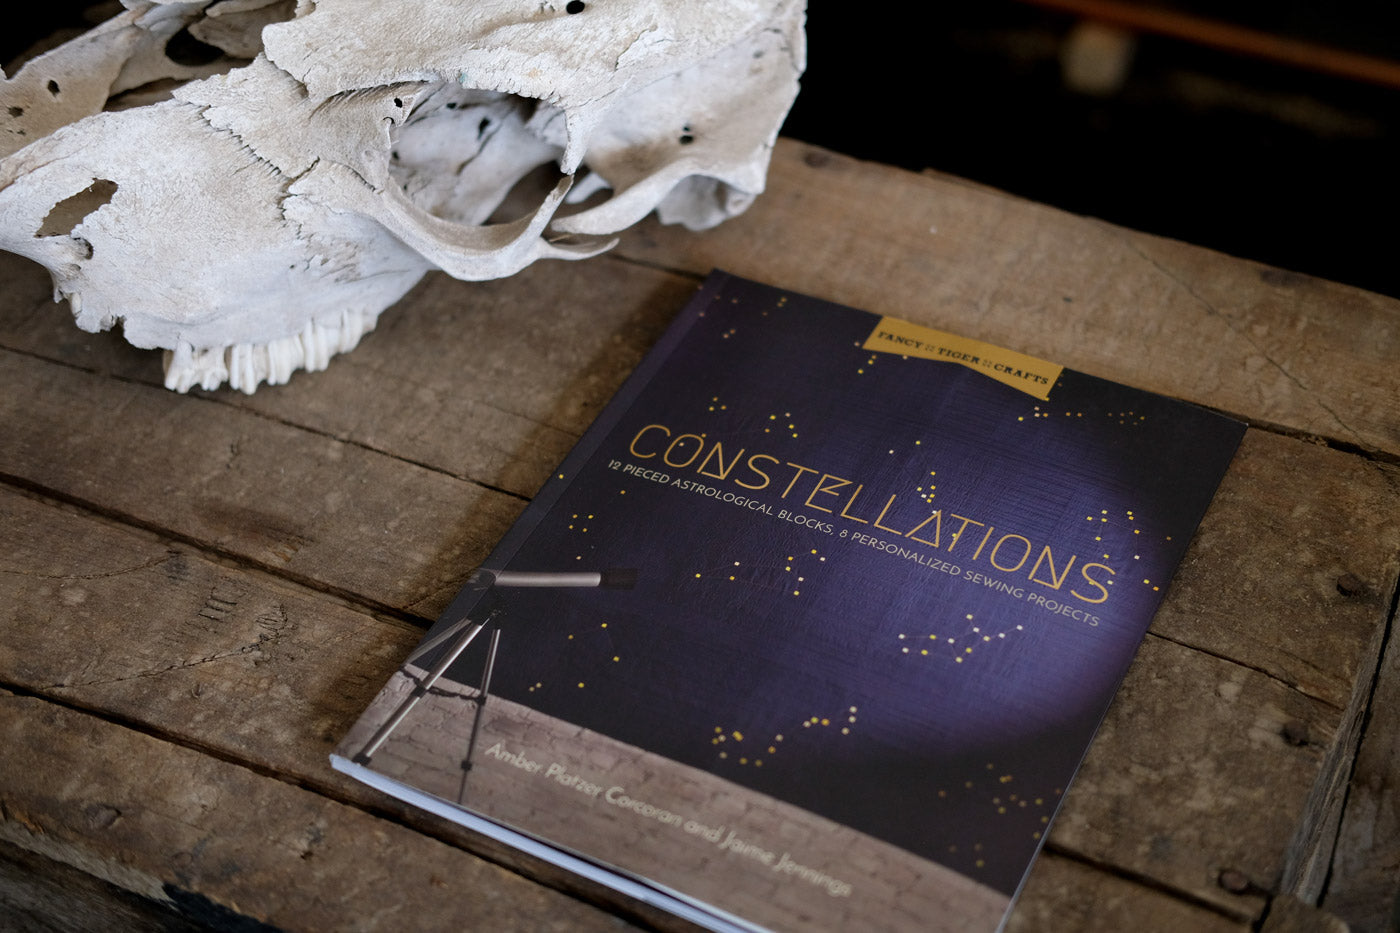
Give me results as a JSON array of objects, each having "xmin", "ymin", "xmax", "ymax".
[{"xmin": 332, "ymin": 271, "xmax": 1246, "ymax": 931}]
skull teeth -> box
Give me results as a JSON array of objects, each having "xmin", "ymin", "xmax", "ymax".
[{"xmin": 163, "ymin": 309, "xmax": 377, "ymax": 394}]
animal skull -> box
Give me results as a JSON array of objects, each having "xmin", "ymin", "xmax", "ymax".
[{"xmin": 0, "ymin": 0, "xmax": 805, "ymax": 392}]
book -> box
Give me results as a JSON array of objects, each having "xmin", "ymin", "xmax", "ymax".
[{"xmin": 331, "ymin": 270, "xmax": 1246, "ymax": 931}]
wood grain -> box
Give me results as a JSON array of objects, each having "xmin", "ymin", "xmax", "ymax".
[
  {"xmin": 0, "ymin": 692, "xmax": 632, "ymax": 932},
  {"xmin": 1321, "ymin": 609, "xmax": 1400, "ymax": 932},
  {"xmin": 0, "ymin": 347, "xmax": 524, "ymax": 621},
  {"xmin": 1007, "ymin": 851, "xmax": 1247, "ymax": 933},
  {"xmin": 1152, "ymin": 430, "xmax": 1400, "ymax": 711},
  {"xmin": 0, "ymin": 838, "xmax": 204, "ymax": 933},
  {"xmin": 0, "ymin": 251, "xmax": 695, "ymax": 500},
  {"xmin": 616, "ymin": 140, "xmax": 1400, "ymax": 458},
  {"xmin": 1, "ymin": 138, "xmax": 1397, "ymax": 929},
  {"xmin": 0, "ymin": 420, "xmax": 1389, "ymax": 926}
]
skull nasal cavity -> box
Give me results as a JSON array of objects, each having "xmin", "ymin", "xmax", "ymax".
[{"xmin": 38, "ymin": 180, "xmax": 119, "ymax": 238}]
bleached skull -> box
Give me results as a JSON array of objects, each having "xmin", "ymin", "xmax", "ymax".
[{"xmin": 0, "ymin": 0, "xmax": 805, "ymax": 392}]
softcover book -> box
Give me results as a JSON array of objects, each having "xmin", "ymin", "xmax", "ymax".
[{"xmin": 332, "ymin": 271, "xmax": 1246, "ymax": 931}]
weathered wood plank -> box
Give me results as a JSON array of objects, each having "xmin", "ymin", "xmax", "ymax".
[
  {"xmin": 0, "ymin": 488, "xmax": 419, "ymax": 797},
  {"xmin": 1006, "ymin": 851, "xmax": 1247, "ymax": 933},
  {"xmin": 1120, "ymin": 429, "xmax": 1393, "ymax": 913},
  {"xmin": 3, "ymin": 298, "xmax": 1394, "ymax": 903},
  {"xmin": 1259, "ymin": 894, "xmax": 1352, "ymax": 933},
  {"xmin": 0, "ymin": 251, "xmax": 696, "ymax": 500},
  {"xmin": 0, "ymin": 473, "xmax": 1373, "ymax": 926},
  {"xmin": 1138, "ymin": 433, "xmax": 1399, "ymax": 913},
  {"xmin": 1, "ymin": 344, "xmax": 1393, "ymax": 924},
  {"xmin": 0, "ymin": 489, "xmax": 681, "ymax": 928},
  {"xmin": 1, "ymin": 141, "xmax": 1395, "ymax": 928},
  {"xmin": 0, "ymin": 692, "xmax": 635, "ymax": 932},
  {"xmin": 0, "ymin": 837, "xmax": 204, "ymax": 933},
  {"xmin": 1321, "ymin": 608, "xmax": 1400, "ymax": 932},
  {"xmin": 1278, "ymin": 619, "xmax": 1386, "ymax": 905},
  {"xmin": 3, "ymin": 301, "xmax": 1395, "ymax": 711},
  {"xmin": 0, "ymin": 347, "xmax": 523, "ymax": 620},
  {"xmin": 616, "ymin": 140, "xmax": 1400, "ymax": 457},
  {"xmin": 228, "ymin": 265, "xmax": 696, "ymax": 499},
  {"xmin": 1052, "ymin": 634, "xmax": 1340, "ymax": 917},
  {"xmin": 1040, "ymin": 432, "xmax": 1392, "ymax": 920},
  {"xmin": 6, "ymin": 145, "xmax": 1399, "ymax": 473},
  {"xmin": 0, "ymin": 486, "xmax": 1173, "ymax": 928},
  {"xmin": 1152, "ymin": 429, "xmax": 1400, "ymax": 711}
]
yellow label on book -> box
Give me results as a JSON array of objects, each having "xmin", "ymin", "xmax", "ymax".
[{"xmin": 863, "ymin": 317, "xmax": 1062, "ymax": 400}]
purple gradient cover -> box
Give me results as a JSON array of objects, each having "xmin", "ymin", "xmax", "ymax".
[{"xmin": 356, "ymin": 271, "xmax": 1246, "ymax": 927}]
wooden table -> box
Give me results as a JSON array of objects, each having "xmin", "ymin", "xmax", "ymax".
[{"xmin": 2, "ymin": 139, "xmax": 1397, "ymax": 932}]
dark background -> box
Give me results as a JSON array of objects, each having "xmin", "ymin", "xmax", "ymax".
[
  {"xmin": 10, "ymin": 0, "xmax": 1400, "ymax": 298},
  {"xmin": 784, "ymin": 1, "xmax": 1400, "ymax": 299}
]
